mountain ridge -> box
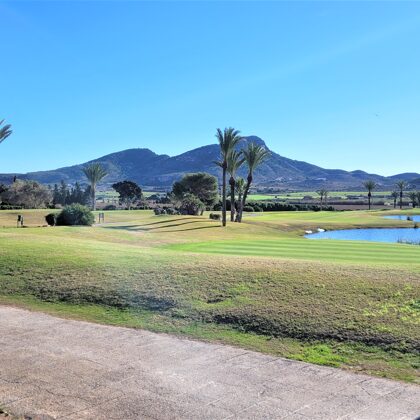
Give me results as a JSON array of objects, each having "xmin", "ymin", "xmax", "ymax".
[{"xmin": 1, "ymin": 136, "xmax": 418, "ymax": 190}]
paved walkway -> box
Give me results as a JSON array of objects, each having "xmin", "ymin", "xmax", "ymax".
[{"xmin": 0, "ymin": 306, "xmax": 418, "ymax": 420}]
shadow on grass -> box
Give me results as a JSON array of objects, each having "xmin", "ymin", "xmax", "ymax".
[
  {"xmin": 103, "ymin": 219, "xmax": 216, "ymax": 232},
  {"xmin": 157, "ymin": 225, "xmax": 221, "ymax": 233}
]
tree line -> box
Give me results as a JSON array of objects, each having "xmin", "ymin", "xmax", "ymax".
[{"xmin": 1, "ymin": 119, "xmax": 420, "ymax": 214}]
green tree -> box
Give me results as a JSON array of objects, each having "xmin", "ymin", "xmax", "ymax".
[
  {"xmin": 179, "ymin": 193, "xmax": 205, "ymax": 216},
  {"xmin": 70, "ymin": 182, "xmax": 87, "ymax": 205},
  {"xmin": 391, "ymin": 191, "xmax": 399, "ymax": 209},
  {"xmin": 395, "ymin": 181, "xmax": 408, "ymax": 210},
  {"xmin": 0, "ymin": 119, "xmax": 12, "ymax": 145},
  {"xmin": 172, "ymin": 172, "xmax": 218, "ymax": 210},
  {"xmin": 363, "ymin": 180, "xmax": 377, "ymax": 210},
  {"xmin": 317, "ymin": 189, "xmax": 329, "ymax": 210},
  {"xmin": 112, "ymin": 180, "xmax": 143, "ymax": 210},
  {"xmin": 1, "ymin": 180, "xmax": 51, "ymax": 208},
  {"xmin": 238, "ymin": 143, "xmax": 270, "ymax": 222},
  {"xmin": 215, "ymin": 128, "xmax": 242, "ymax": 226},
  {"xmin": 408, "ymin": 191, "xmax": 417, "ymax": 208},
  {"xmin": 82, "ymin": 163, "xmax": 107, "ymax": 211}
]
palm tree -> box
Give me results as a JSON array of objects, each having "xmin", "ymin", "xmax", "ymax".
[
  {"xmin": 391, "ymin": 191, "xmax": 398, "ymax": 209},
  {"xmin": 238, "ymin": 143, "xmax": 270, "ymax": 222},
  {"xmin": 215, "ymin": 128, "xmax": 242, "ymax": 227},
  {"xmin": 235, "ymin": 177, "xmax": 245, "ymax": 222},
  {"xmin": 82, "ymin": 163, "xmax": 107, "ymax": 211},
  {"xmin": 395, "ymin": 181, "xmax": 408, "ymax": 210},
  {"xmin": 226, "ymin": 150, "xmax": 245, "ymax": 222},
  {"xmin": 317, "ymin": 189, "xmax": 329, "ymax": 210},
  {"xmin": 417, "ymin": 192, "xmax": 420, "ymax": 209},
  {"xmin": 363, "ymin": 180, "xmax": 377, "ymax": 210},
  {"xmin": 0, "ymin": 119, "xmax": 12, "ymax": 145},
  {"xmin": 408, "ymin": 191, "xmax": 417, "ymax": 208}
]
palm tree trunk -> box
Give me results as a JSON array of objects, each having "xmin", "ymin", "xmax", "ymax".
[
  {"xmin": 239, "ymin": 174, "xmax": 252, "ymax": 223},
  {"xmin": 368, "ymin": 193, "xmax": 371, "ymax": 210},
  {"xmin": 92, "ymin": 185, "xmax": 96, "ymax": 211},
  {"xmin": 229, "ymin": 176, "xmax": 235, "ymax": 222},
  {"xmin": 236, "ymin": 191, "xmax": 242, "ymax": 222},
  {"xmin": 400, "ymin": 192, "xmax": 403, "ymax": 210},
  {"xmin": 222, "ymin": 166, "xmax": 227, "ymax": 227}
]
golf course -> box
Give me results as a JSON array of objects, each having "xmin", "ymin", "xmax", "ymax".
[{"xmin": 0, "ymin": 209, "xmax": 419, "ymax": 384}]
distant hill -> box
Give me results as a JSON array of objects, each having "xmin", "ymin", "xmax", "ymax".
[{"xmin": 1, "ymin": 136, "xmax": 418, "ymax": 190}]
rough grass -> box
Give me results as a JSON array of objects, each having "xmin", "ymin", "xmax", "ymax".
[{"xmin": 0, "ymin": 209, "xmax": 419, "ymax": 382}]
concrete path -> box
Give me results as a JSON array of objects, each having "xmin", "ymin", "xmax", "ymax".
[{"xmin": 0, "ymin": 306, "xmax": 418, "ymax": 420}]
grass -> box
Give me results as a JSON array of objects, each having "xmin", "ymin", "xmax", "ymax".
[{"xmin": 0, "ymin": 208, "xmax": 419, "ymax": 383}]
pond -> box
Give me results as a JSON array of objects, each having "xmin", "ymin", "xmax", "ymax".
[
  {"xmin": 383, "ymin": 215, "xmax": 420, "ymax": 222},
  {"xmin": 305, "ymin": 228, "xmax": 420, "ymax": 244}
]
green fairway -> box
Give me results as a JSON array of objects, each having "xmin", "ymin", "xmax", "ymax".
[
  {"xmin": 171, "ymin": 238, "xmax": 420, "ymax": 266},
  {"xmin": 0, "ymin": 209, "xmax": 419, "ymax": 383}
]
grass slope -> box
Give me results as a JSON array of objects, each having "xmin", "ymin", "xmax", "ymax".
[{"xmin": 0, "ymin": 209, "xmax": 419, "ymax": 382}]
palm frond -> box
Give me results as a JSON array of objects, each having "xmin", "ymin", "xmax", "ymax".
[
  {"xmin": 82, "ymin": 163, "xmax": 108, "ymax": 184},
  {"xmin": 0, "ymin": 119, "xmax": 12, "ymax": 144},
  {"xmin": 242, "ymin": 143, "xmax": 270, "ymax": 173}
]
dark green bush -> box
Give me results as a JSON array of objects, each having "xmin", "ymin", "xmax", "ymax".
[
  {"xmin": 45, "ymin": 213, "xmax": 57, "ymax": 226},
  {"xmin": 243, "ymin": 205, "xmax": 255, "ymax": 212},
  {"xmin": 165, "ymin": 207, "xmax": 179, "ymax": 215},
  {"xmin": 56, "ymin": 204, "xmax": 94, "ymax": 226},
  {"xmin": 209, "ymin": 213, "xmax": 221, "ymax": 220},
  {"xmin": 154, "ymin": 207, "xmax": 166, "ymax": 215},
  {"xmin": 103, "ymin": 204, "xmax": 117, "ymax": 210}
]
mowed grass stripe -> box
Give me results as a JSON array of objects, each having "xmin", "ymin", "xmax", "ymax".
[{"xmin": 171, "ymin": 239, "xmax": 420, "ymax": 265}]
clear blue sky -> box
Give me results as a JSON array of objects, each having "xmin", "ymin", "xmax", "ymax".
[{"xmin": 1, "ymin": 1, "xmax": 420, "ymax": 176}]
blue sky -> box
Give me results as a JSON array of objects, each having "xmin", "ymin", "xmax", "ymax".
[{"xmin": 1, "ymin": 1, "xmax": 420, "ymax": 176}]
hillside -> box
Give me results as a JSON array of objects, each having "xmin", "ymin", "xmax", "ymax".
[{"xmin": 0, "ymin": 136, "xmax": 418, "ymax": 190}]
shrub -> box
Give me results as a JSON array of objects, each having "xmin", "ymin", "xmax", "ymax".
[
  {"xmin": 179, "ymin": 193, "xmax": 205, "ymax": 216},
  {"xmin": 45, "ymin": 213, "xmax": 57, "ymax": 226},
  {"xmin": 165, "ymin": 207, "xmax": 179, "ymax": 215},
  {"xmin": 209, "ymin": 213, "xmax": 221, "ymax": 220},
  {"xmin": 56, "ymin": 204, "xmax": 95, "ymax": 226},
  {"xmin": 154, "ymin": 207, "xmax": 167, "ymax": 215},
  {"xmin": 243, "ymin": 205, "xmax": 255, "ymax": 212},
  {"xmin": 103, "ymin": 204, "xmax": 117, "ymax": 211}
]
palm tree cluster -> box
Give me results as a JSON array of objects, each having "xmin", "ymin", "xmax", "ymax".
[
  {"xmin": 363, "ymin": 179, "xmax": 420, "ymax": 209},
  {"xmin": 215, "ymin": 127, "xmax": 270, "ymax": 226}
]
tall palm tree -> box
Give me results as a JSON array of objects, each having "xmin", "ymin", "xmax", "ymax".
[
  {"xmin": 235, "ymin": 177, "xmax": 245, "ymax": 222},
  {"xmin": 215, "ymin": 128, "xmax": 242, "ymax": 227},
  {"xmin": 317, "ymin": 189, "xmax": 329, "ymax": 210},
  {"xmin": 363, "ymin": 180, "xmax": 377, "ymax": 210},
  {"xmin": 0, "ymin": 119, "xmax": 12, "ymax": 145},
  {"xmin": 408, "ymin": 191, "xmax": 417, "ymax": 208},
  {"xmin": 82, "ymin": 163, "xmax": 107, "ymax": 211},
  {"xmin": 226, "ymin": 150, "xmax": 245, "ymax": 222},
  {"xmin": 391, "ymin": 191, "xmax": 398, "ymax": 209},
  {"xmin": 238, "ymin": 143, "xmax": 270, "ymax": 222},
  {"xmin": 395, "ymin": 181, "xmax": 408, "ymax": 210}
]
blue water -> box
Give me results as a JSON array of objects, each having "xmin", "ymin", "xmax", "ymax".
[
  {"xmin": 306, "ymin": 228, "xmax": 420, "ymax": 244},
  {"xmin": 383, "ymin": 215, "xmax": 420, "ymax": 222}
]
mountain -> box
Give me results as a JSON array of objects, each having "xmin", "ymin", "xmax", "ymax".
[{"xmin": 1, "ymin": 136, "xmax": 418, "ymax": 190}]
